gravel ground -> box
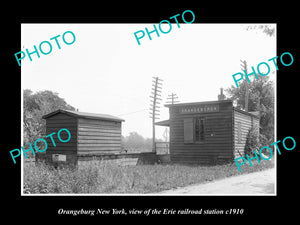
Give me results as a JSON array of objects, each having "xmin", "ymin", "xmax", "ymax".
[{"xmin": 156, "ymin": 167, "xmax": 276, "ymax": 195}]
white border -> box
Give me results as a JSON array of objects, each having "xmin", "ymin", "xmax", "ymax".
[{"xmin": 21, "ymin": 23, "xmax": 277, "ymax": 196}]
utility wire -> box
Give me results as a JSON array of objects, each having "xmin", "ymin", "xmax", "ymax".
[{"xmin": 117, "ymin": 108, "xmax": 148, "ymax": 117}]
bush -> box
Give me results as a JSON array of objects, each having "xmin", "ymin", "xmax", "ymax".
[{"xmin": 244, "ymin": 127, "xmax": 260, "ymax": 157}]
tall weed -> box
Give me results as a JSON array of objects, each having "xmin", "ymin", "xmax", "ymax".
[{"xmin": 23, "ymin": 159, "xmax": 274, "ymax": 194}]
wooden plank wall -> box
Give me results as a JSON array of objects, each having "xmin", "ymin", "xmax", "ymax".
[
  {"xmin": 77, "ymin": 118, "xmax": 122, "ymax": 155},
  {"xmin": 45, "ymin": 113, "xmax": 77, "ymax": 155},
  {"xmin": 169, "ymin": 101, "xmax": 233, "ymax": 164},
  {"xmin": 233, "ymin": 110, "xmax": 259, "ymax": 158}
]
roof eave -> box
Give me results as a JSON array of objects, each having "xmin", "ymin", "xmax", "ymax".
[
  {"xmin": 164, "ymin": 99, "xmax": 233, "ymax": 107},
  {"xmin": 233, "ymin": 107, "xmax": 260, "ymax": 119},
  {"xmin": 42, "ymin": 109, "xmax": 124, "ymax": 122},
  {"xmin": 42, "ymin": 109, "xmax": 63, "ymax": 119}
]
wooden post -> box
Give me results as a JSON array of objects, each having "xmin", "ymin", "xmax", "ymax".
[
  {"xmin": 152, "ymin": 78, "xmax": 157, "ymax": 152},
  {"xmin": 166, "ymin": 93, "xmax": 179, "ymax": 105},
  {"xmin": 149, "ymin": 77, "xmax": 163, "ymax": 153},
  {"xmin": 245, "ymin": 81, "xmax": 249, "ymax": 112},
  {"xmin": 241, "ymin": 60, "xmax": 249, "ymax": 112}
]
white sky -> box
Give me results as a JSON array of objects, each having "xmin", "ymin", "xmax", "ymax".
[{"xmin": 21, "ymin": 23, "xmax": 276, "ymax": 138}]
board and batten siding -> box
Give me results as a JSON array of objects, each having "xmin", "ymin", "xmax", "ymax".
[
  {"xmin": 77, "ymin": 118, "xmax": 122, "ymax": 155},
  {"xmin": 45, "ymin": 113, "xmax": 78, "ymax": 155},
  {"xmin": 233, "ymin": 109, "xmax": 259, "ymax": 158},
  {"xmin": 169, "ymin": 101, "xmax": 234, "ymax": 164}
]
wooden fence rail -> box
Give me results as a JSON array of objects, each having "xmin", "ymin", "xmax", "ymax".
[{"xmin": 155, "ymin": 142, "xmax": 169, "ymax": 155}]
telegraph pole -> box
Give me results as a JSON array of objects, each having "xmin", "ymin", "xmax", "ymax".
[
  {"xmin": 166, "ymin": 93, "xmax": 179, "ymax": 105},
  {"xmin": 149, "ymin": 77, "xmax": 163, "ymax": 153},
  {"xmin": 241, "ymin": 60, "xmax": 249, "ymax": 112}
]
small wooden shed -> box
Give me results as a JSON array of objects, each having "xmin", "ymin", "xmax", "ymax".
[
  {"xmin": 41, "ymin": 109, "xmax": 124, "ymax": 165},
  {"xmin": 156, "ymin": 99, "xmax": 259, "ymax": 165}
]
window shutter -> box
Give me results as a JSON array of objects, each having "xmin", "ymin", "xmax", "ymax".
[{"xmin": 184, "ymin": 118, "xmax": 194, "ymax": 143}]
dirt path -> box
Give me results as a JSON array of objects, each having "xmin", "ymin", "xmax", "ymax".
[{"xmin": 157, "ymin": 168, "xmax": 276, "ymax": 195}]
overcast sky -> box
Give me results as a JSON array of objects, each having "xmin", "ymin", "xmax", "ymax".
[{"xmin": 21, "ymin": 23, "xmax": 276, "ymax": 138}]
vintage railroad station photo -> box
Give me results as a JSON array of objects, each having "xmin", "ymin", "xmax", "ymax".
[{"xmin": 21, "ymin": 23, "xmax": 276, "ymax": 195}]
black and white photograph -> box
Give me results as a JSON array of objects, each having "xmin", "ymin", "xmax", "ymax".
[
  {"xmin": 4, "ymin": 5, "xmax": 298, "ymax": 221},
  {"xmin": 20, "ymin": 23, "xmax": 276, "ymax": 195}
]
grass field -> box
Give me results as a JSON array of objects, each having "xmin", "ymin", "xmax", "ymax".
[{"xmin": 23, "ymin": 159, "xmax": 274, "ymax": 194}]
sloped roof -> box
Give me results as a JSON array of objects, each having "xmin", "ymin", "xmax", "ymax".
[
  {"xmin": 155, "ymin": 119, "xmax": 170, "ymax": 126},
  {"xmin": 42, "ymin": 109, "xmax": 124, "ymax": 122},
  {"xmin": 233, "ymin": 107, "xmax": 260, "ymax": 119}
]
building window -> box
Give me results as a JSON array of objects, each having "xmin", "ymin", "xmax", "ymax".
[
  {"xmin": 183, "ymin": 117, "xmax": 205, "ymax": 144},
  {"xmin": 195, "ymin": 117, "xmax": 205, "ymax": 142}
]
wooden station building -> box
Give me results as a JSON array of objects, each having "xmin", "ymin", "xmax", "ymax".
[
  {"xmin": 156, "ymin": 97, "xmax": 259, "ymax": 165},
  {"xmin": 41, "ymin": 109, "xmax": 124, "ymax": 165}
]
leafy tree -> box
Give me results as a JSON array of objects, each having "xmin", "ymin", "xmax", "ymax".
[
  {"xmin": 124, "ymin": 132, "xmax": 146, "ymax": 150},
  {"xmin": 121, "ymin": 132, "xmax": 163, "ymax": 152},
  {"xmin": 23, "ymin": 89, "xmax": 75, "ymax": 152},
  {"xmin": 246, "ymin": 25, "xmax": 275, "ymax": 37},
  {"xmin": 225, "ymin": 76, "xmax": 274, "ymax": 147}
]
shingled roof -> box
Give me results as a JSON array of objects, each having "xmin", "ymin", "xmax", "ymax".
[{"xmin": 42, "ymin": 109, "xmax": 125, "ymax": 122}]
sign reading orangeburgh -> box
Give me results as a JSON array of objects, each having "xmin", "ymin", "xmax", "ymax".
[{"xmin": 180, "ymin": 104, "xmax": 219, "ymax": 114}]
